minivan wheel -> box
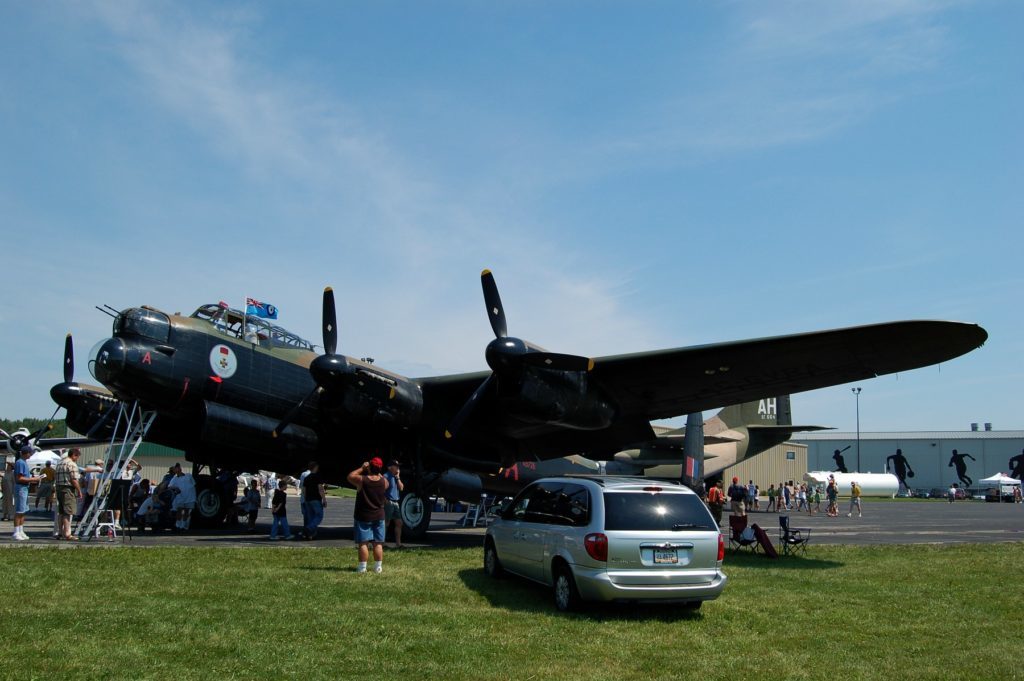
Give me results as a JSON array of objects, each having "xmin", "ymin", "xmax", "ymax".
[
  {"xmin": 484, "ymin": 540, "xmax": 504, "ymax": 578},
  {"xmin": 681, "ymin": 601, "xmax": 703, "ymax": 612},
  {"xmin": 553, "ymin": 567, "xmax": 581, "ymax": 612}
]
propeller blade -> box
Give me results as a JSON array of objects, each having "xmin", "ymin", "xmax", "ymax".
[
  {"xmin": 30, "ymin": 405, "xmax": 62, "ymax": 442},
  {"xmin": 322, "ymin": 287, "xmax": 338, "ymax": 355},
  {"xmin": 481, "ymin": 269, "xmax": 507, "ymax": 339},
  {"xmin": 444, "ymin": 374, "xmax": 494, "ymax": 440},
  {"xmin": 84, "ymin": 406, "xmax": 117, "ymax": 439},
  {"xmin": 522, "ymin": 352, "xmax": 594, "ymax": 372},
  {"xmin": 63, "ymin": 333, "xmax": 74, "ymax": 383},
  {"xmin": 272, "ymin": 387, "xmax": 322, "ymax": 439}
]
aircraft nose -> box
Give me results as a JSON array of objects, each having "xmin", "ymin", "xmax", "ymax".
[{"xmin": 91, "ymin": 337, "xmax": 126, "ymax": 385}]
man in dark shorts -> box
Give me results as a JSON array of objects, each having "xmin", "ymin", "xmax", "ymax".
[
  {"xmin": 347, "ymin": 457, "xmax": 389, "ymax": 573},
  {"xmin": 54, "ymin": 448, "xmax": 83, "ymax": 540}
]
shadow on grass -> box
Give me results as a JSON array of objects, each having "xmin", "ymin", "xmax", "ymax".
[
  {"xmin": 457, "ymin": 568, "xmax": 704, "ymax": 622},
  {"xmin": 722, "ymin": 552, "xmax": 844, "ymax": 570}
]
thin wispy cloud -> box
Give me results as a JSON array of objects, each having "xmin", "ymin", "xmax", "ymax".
[{"xmin": 81, "ymin": 2, "xmax": 671, "ymax": 377}]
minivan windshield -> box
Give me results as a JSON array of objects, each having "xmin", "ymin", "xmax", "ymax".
[{"xmin": 603, "ymin": 492, "xmax": 716, "ymax": 531}]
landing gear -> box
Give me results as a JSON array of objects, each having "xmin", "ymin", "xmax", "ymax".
[
  {"xmin": 192, "ymin": 474, "xmax": 228, "ymax": 528},
  {"xmin": 399, "ymin": 491, "xmax": 432, "ymax": 540}
]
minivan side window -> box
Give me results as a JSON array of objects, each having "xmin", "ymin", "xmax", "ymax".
[
  {"xmin": 505, "ymin": 485, "xmax": 537, "ymax": 521},
  {"xmin": 511, "ymin": 482, "xmax": 590, "ymax": 526},
  {"xmin": 552, "ymin": 483, "xmax": 590, "ymax": 527}
]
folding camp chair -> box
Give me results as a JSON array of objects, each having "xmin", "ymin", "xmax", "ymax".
[
  {"xmin": 778, "ymin": 515, "xmax": 811, "ymax": 555},
  {"xmin": 728, "ymin": 515, "xmax": 758, "ymax": 554}
]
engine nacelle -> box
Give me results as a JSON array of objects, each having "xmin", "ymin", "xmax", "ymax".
[
  {"xmin": 506, "ymin": 368, "xmax": 615, "ymax": 430},
  {"xmin": 337, "ymin": 374, "xmax": 423, "ymax": 426},
  {"xmin": 436, "ymin": 468, "xmax": 484, "ymax": 505},
  {"xmin": 202, "ymin": 401, "xmax": 318, "ymax": 457}
]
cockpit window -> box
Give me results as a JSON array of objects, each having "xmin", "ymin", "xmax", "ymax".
[
  {"xmin": 190, "ymin": 304, "xmax": 315, "ymax": 350},
  {"xmin": 116, "ymin": 308, "xmax": 170, "ymax": 343}
]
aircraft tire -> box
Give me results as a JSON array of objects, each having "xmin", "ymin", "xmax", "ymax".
[
  {"xmin": 192, "ymin": 475, "xmax": 228, "ymax": 528},
  {"xmin": 398, "ymin": 492, "xmax": 432, "ymax": 540}
]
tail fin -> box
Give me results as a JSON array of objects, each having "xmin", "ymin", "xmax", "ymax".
[{"xmin": 714, "ymin": 395, "xmax": 791, "ymax": 429}]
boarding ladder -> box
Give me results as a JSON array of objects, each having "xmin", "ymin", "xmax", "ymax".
[{"xmin": 76, "ymin": 402, "xmax": 157, "ymax": 541}]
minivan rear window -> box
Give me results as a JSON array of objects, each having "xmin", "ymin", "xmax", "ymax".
[{"xmin": 603, "ymin": 492, "xmax": 716, "ymax": 531}]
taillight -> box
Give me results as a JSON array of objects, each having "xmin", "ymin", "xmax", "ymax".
[
  {"xmin": 584, "ymin": 533, "xmax": 608, "ymax": 562},
  {"xmin": 717, "ymin": 533, "xmax": 725, "ymax": 561}
]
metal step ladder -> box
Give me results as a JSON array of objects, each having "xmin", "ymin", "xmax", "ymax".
[
  {"xmin": 460, "ymin": 494, "xmax": 491, "ymax": 528},
  {"xmin": 76, "ymin": 402, "xmax": 157, "ymax": 541}
]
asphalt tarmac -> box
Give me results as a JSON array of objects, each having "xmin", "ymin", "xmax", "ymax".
[{"xmin": 3, "ymin": 495, "xmax": 1022, "ymax": 549}]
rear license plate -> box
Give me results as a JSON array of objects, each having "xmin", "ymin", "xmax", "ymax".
[{"xmin": 654, "ymin": 549, "xmax": 677, "ymax": 564}]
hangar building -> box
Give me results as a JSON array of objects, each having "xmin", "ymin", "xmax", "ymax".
[
  {"xmin": 723, "ymin": 442, "xmax": 808, "ymax": 488},
  {"xmin": 794, "ymin": 429, "xmax": 1024, "ymax": 491}
]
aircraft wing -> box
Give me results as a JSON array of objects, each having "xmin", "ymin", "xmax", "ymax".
[
  {"xmin": 589, "ymin": 320, "xmax": 987, "ymax": 422},
  {"xmin": 416, "ymin": 320, "xmax": 984, "ymax": 459},
  {"xmin": 2, "ymin": 437, "xmax": 113, "ymax": 453}
]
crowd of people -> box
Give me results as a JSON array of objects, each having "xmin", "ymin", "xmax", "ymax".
[
  {"xmin": 703, "ymin": 475, "xmax": 863, "ymax": 524},
  {"xmin": 3, "ymin": 446, "xmax": 407, "ymax": 574}
]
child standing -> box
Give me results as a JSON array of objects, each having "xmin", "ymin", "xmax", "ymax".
[{"xmin": 270, "ymin": 481, "xmax": 293, "ymax": 540}]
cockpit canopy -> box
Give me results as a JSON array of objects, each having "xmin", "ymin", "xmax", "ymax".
[
  {"xmin": 190, "ymin": 304, "xmax": 315, "ymax": 351},
  {"xmin": 115, "ymin": 307, "xmax": 170, "ymax": 343}
]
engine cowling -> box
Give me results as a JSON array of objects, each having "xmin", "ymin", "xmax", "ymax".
[
  {"xmin": 506, "ymin": 368, "xmax": 615, "ymax": 430},
  {"xmin": 202, "ymin": 401, "xmax": 318, "ymax": 457}
]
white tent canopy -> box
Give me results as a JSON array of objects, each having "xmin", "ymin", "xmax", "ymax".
[
  {"xmin": 977, "ymin": 473, "xmax": 1021, "ymax": 487},
  {"xmin": 26, "ymin": 450, "xmax": 63, "ymax": 469}
]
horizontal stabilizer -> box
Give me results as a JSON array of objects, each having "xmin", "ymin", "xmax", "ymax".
[
  {"xmin": 655, "ymin": 428, "xmax": 745, "ymax": 444},
  {"xmin": 746, "ymin": 425, "xmax": 833, "ymax": 433}
]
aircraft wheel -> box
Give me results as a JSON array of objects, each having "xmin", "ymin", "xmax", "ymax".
[
  {"xmin": 192, "ymin": 475, "xmax": 228, "ymax": 528},
  {"xmin": 399, "ymin": 492, "xmax": 432, "ymax": 540}
]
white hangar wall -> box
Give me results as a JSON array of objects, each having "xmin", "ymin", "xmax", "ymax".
[{"xmin": 794, "ymin": 431, "xmax": 1024, "ymax": 490}]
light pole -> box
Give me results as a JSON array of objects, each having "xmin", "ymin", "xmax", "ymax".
[{"xmin": 852, "ymin": 387, "xmax": 862, "ymax": 473}]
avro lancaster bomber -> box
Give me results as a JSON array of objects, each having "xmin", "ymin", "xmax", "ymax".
[{"xmin": 22, "ymin": 270, "xmax": 986, "ymax": 534}]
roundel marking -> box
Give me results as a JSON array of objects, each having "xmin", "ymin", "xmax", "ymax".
[{"xmin": 209, "ymin": 344, "xmax": 238, "ymax": 379}]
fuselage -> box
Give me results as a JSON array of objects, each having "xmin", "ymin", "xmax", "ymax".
[{"xmin": 69, "ymin": 304, "xmax": 421, "ymax": 479}]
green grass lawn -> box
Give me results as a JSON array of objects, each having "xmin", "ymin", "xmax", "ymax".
[{"xmin": 1, "ymin": 542, "xmax": 1020, "ymax": 680}]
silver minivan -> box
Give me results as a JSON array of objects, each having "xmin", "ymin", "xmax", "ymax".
[{"xmin": 484, "ymin": 476, "xmax": 726, "ymax": 611}]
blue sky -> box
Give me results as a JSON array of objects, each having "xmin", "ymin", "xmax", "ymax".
[{"xmin": 1, "ymin": 1, "xmax": 1020, "ymax": 432}]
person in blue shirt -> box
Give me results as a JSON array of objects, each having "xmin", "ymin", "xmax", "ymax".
[
  {"xmin": 13, "ymin": 445, "xmax": 41, "ymax": 540},
  {"xmin": 383, "ymin": 460, "xmax": 404, "ymax": 548}
]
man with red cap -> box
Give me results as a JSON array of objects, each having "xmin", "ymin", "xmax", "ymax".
[
  {"xmin": 347, "ymin": 457, "xmax": 390, "ymax": 573},
  {"xmin": 727, "ymin": 476, "xmax": 747, "ymax": 517}
]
